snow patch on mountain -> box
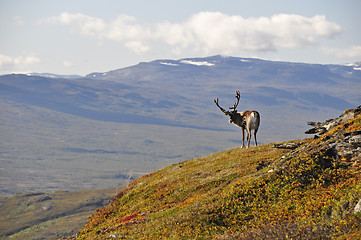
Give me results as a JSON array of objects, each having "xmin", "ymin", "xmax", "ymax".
[
  {"xmin": 26, "ymin": 73, "xmax": 82, "ymax": 79},
  {"xmin": 160, "ymin": 62, "xmax": 179, "ymax": 66},
  {"xmin": 344, "ymin": 62, "xmax": 361, "ymax": 71},
  {"xmin": 180, "ymin": 60, "xmax": 215, "ymax": 66}
]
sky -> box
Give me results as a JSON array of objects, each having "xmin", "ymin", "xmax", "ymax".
[{"xmin": 0, "ymin": 0, "xmax": 360, "ymax": 76}]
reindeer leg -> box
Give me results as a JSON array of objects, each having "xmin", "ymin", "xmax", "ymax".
[
  {"xmin": 254, "ymin": 131, "xmax": 258, "ymax": 146},
  {"xmin": 254, "ymin": 125, "xmax": 259, "ymax": 146},
  {"xmin": 246, "ymin": 128, "xmax": 251, "ymax": 149},
  {"xmin": 241, "ymin": 127, "xmax": 245, "ymax": 148}
]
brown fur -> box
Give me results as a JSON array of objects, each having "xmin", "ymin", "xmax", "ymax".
[{"xmin": 214, "ymin": 92, "xmax": 260, "ymax": 148}]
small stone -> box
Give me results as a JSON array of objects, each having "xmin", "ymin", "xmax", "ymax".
[
  {"xmin": 42, "ymin": 202, "xmax": 53, "ymax": 211},
  {"xmin": 109, "ymin": 233, "xmax": 119, "ymax": 238},
  {"xmin": 273, "ymin": 143, "xmax": 301, "ymax": 149},
  {"xmin": 354, "ymin": 199, "xmax": 361, "ymax": 214}
]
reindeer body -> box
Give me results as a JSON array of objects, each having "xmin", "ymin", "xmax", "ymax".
[
  {"xmin": 239, "ymin": 110, "xmax": 260, "ymax": 148},
  {"xmin": 214, "ymin": 91, "xmax": 260, "ymax": 148}
]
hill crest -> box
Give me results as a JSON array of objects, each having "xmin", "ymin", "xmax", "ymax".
[{"xmin": 67, "ymin": 106, "xmax": 361, "ymax": 239}]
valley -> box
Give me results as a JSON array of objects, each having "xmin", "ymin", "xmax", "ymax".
[{"xmin": 1, "ymin": 56, "xmax": 360, "ymax": 195}]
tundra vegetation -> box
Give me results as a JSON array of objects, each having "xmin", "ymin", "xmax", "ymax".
[
  {"xmin": 64, "ymin": 107, "xmax": 361, "ymax": 239},
  {"xmin": 0, "ymin": 188, "xmax": 116, "ymax": 240}
]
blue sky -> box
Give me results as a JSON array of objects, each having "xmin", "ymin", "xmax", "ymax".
[{"xmin": 0, "ymin": 0, "xmax": 360, "ymax": 75}]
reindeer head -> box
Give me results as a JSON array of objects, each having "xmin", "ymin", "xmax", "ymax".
[{"xmin": 214, "ymin": 91, "xmax": 242, "ymax": 125}]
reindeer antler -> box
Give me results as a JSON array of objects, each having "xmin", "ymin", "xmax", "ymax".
[
  {"xmin": 229, "ymin": 90, "xmax": 240, "ymax": 111},
  {"xmin": 214, "ymin": 98, "xmax": 227, "ymax": 113}
]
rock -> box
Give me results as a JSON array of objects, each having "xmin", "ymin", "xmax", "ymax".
[
  {"xmin": 37, "ymin": 195, "xmax": 52, "ymax": 202},
  {"xmin": 272, "ymin": 143, "xmax": 301, "ymax": 149},
  {"xmin": 328, "ymin": 130, "xmax": 361, "ymax": 164},
  {"xmin": 305, "ymin": 106, "xmax": 361, "ymax": 166},
  {"xmin": 354, "ymin": 199, "xmax": 361, "ymax": 214},
  {"xmin": 305, "ymin": 106, "xmax": 361, "ymax": 136},
  {"xmin": 42, "ymin": 202, "xmax": 53, "ymax": 211},
  {"xmin": 108, "ymin": 233, "xmax": 120, "ymax": 238}
]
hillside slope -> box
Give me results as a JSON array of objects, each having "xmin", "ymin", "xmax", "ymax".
[
  {"xmin": 0, "ymin": 188, "xmax": 116, "ymax": 240},
  {"xmin": 67, "ymin": 106, "xmax": 361, "ymax": 239}
]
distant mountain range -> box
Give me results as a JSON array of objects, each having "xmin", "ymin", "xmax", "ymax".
[
  {"xmin": 1, "ymin": 55, "xmax": 360, "ymax": 194},
  {"xmin": 3, "ymin": 55, "xmax": 360, "ymax": 131},
  {"xmin": 26, "ymin": 72, "xmax": 83, "ymax": 79}
]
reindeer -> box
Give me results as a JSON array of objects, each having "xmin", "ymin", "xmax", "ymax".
[{"xmin": 214, "ymin": 91, "xmax": 260, "ymax": 148}]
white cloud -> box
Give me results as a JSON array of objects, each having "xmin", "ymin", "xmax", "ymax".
[
  {"xmin": 0, "ymin": 54, "xmax": 40, "ymax": 69},
  {"xmin": 13, "ymin": 16, "xmax": 25, "ymax": 26},
  {"xmin": 321, "ymin": 45, "xmax": 361, "ymax": 58},
  {"xmin": 106, "ymin": 15, "xmax": 149, "ymax": 42},
  {"xmin": 63, "ymin": 60, "xmax": 73, "ymax": 67},
  {"xmin": 124, "ymin": 41, "xmax": 150, "ymax": 53},
  {"xmin": 159, "ymin": 12, "xmax": 342, "ymax": 54},
  {"xmin": 22, "ymin": 56, "xmax": 41, "ymax": 65},
  {"xmin": 0, "ymin": 54, "xmax": 13, "ymax": 67},
  {"xmin": 46, "ymin": 12, "xmax": 106, "ymax": 38},
  {"xmin": 38, "ymin": 12, "xmax": 343, "ymax": 55}
]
